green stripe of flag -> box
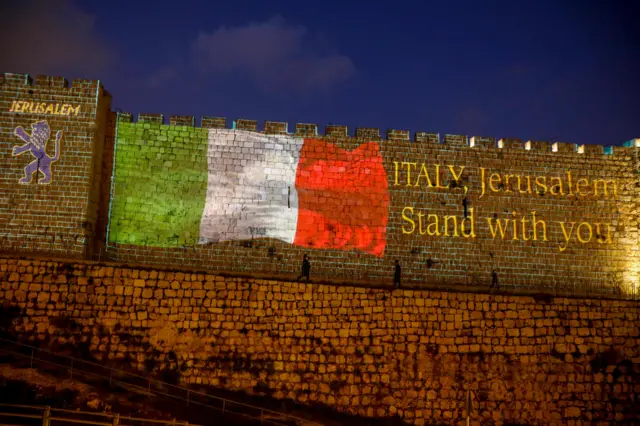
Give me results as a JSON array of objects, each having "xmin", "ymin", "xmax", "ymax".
[{"xmin": 108, "ymin": 122, "xmax": 209, "ymax": 247}]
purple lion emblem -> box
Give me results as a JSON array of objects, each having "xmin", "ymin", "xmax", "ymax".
[{"xmin": 12, "ymin": 120, "xmax": 62, "ymax": 185}]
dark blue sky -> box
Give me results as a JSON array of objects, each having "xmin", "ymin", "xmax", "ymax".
[{"xmin": 2, "ymin": 0, "xmax": 638, "ymax": 145}]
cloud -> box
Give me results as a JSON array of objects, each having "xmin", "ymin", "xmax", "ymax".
[
  {"xmin": 190, "ymin": 16, "xmax": 355, "ymax": 94},
  {"xmin": 0, "ymin": 0, "xmax": 114, "ymax": 76}
]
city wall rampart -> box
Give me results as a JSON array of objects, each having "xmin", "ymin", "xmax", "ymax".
[
  {"xmin": 1, "ymin": 256, "xmax": 639, "ymax": 425},
  {"xmin": 1, "ymin": 72, "xmax": 640, "ymax": 424},
  {"xmin": 4, "ymin": 72, "xmax": 639, "ymax": 292}
]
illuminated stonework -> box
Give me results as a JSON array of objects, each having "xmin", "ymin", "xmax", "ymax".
[{"xmin": 0, "ymin": 71, "xmax": 638, "ymax": 289}]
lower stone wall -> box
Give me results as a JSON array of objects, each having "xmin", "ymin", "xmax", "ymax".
[{"xmin": 1, "ymin": 255, "xmax": 639, "ymax": 425}]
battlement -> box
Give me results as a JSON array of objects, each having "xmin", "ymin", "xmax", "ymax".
[
  {"xmin": 2, "ymin": 71, "xmax": 637, "ymax": 158},
  {"xmin": 1, "ymin": 72, "xmax": 103, "ymax": 92},
  {"xmin": 2, "ymin": 71, "xmax": 639, "ymax": 308},
  {"xmin": 115, "ymin": 111, "xmax": 640, "ymax": 158}
]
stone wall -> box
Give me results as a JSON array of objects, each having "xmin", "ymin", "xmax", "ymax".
[
  {"xmin": 2, "ymin": 256, "xmax": 639, "ymax": 425},
  {"xmin": 94, "ymin": 111, "xmax": 118, "ymax": 259},
  {"xmin": 0, "ymin": 73, "xmax": 111, "ymax": 258},
  {"xmin": 103, "ymin": 113, "xmax": 640, "ymax": 293},
  {"xmin": 1, "ymin": 71, "xmax": 639, "ymax": 294}
]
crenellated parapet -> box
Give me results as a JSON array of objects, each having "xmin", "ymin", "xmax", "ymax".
[
  {"xmin": 1, "ymin": 72, "xmax": 104, "ymax": 95},
  {"xmin": 2, "ymin": 72, "xmax": 639, "ymax": 293},
  {"xmin": 112, "ymin": 110, "xmax": 639, "ymax": 159}
]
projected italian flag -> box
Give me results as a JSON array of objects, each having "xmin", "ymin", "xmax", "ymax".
[{"xmin": 109, "ymin": 127, "xmax": 389, "ymax": 257}]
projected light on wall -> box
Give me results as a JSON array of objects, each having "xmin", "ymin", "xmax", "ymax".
[{"xmin": 109, "ymin": 126, "xmax": 389, "ymax": 257}]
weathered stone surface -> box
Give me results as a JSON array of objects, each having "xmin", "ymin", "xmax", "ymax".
[
  {"xmin": 0, "ymin": 74, "xmax": 110, "ymax": 258},
  {"xmin": 1, "ymin": 256, "xmax": 639, "ymax": 425},
  {"xmin": 4, "ymin": 73, "xmax": 636, "ymax": 291}
]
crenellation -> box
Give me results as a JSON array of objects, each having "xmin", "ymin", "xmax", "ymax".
[
  {"xmin": 325, "ymin": 124, "xmax": 348, "ymax": 137},
  {"xmin": 577, "ymin": 144, "xmax": 604, "ymax": 155},
  {"xmin": 498, "ymin": 138, "xmax": 524, "ymax": 149},
  {"xmin": 612, "ymin": 145, "xmax": 637, "ymax": 157},
  {"xmin": 444, "ymin": 134, "xmax": 467, "ymax": 147},
  {"xmin": 469, "ymin": 136, "xmax": 495, "ymax": 148},
  {"xmin": 34, "ymin": 75, "xmax": 69, "ymax": 88},
  {"xmin": 525, "ymin": 140, "xmax": 550, "ymax": 152},
  {"xmin": 1, "ymin": 72, "xmax": 32, "ymax": 86},
  {"xmin": 551, "ymin": 141, "xmax": 576, "ymax": 153},
  {"xmin": 264, "ymin": 121, "xmax": 288, "ymax": 134},
  {"xmin": 355, "ymin": 127, "xmax": 381, "ymax": 140},
  {"xmin": 414, "ymin": 132, "xmax": 439, "ymax": 143},
  {"xmin": 29, "ymin": 107, "xmax": 632, "ymax": 156},
  {"xmin": 386, "ymin": 129, "xmax": 410, "ymax": 141},
  {"xmin": 235, "ymin": 119, "xmax": 257, "ymax": 131},
  {"xmin": 169, "ymin": 115, "xmax": 195, "ymax": 127},
  {"xmin": 0, "ymin": 65, "xmax": 633, "ymax": 157},
  {"xmin": 201, "ymin": 116, "xmax": 226, "ymax": 129},
  {"xmin": 138, "ymin": 113, "xmax": 164, "ymax": 124},
  {"xmin": 117, "ymin": 112, "xmax": 133, "ymax": 123},
  {"xmin": 295, "ymin": 123, "xmax": 318, "ymax": 136}
]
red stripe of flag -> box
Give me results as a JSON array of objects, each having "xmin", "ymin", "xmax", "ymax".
[{"xmin": 293, "ymin": 139, "xmax": 389, "ymax": 257}]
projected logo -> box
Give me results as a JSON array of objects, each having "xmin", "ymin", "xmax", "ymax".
[
  {"xmin": 199, "ymin": 130, "xmax": 390, "ymax": 257},
  {"xmin": 12, "ymin": 120, "xmax": 62, "ymax": 185}
]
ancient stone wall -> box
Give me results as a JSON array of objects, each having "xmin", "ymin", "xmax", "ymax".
[
  {"xmin": 2, "ymin": 256, "xmax": 639, "ymax": 425},
  {"xmin": 0, "ymin": 73, "xmax": 111, "ymax": 258},
  {"xmin": 1, "ymin": 72, "xmax": 638, "ymax": 293},
  {"xmin": 94, "ymin": 111, "xmax": 118, "ymax": 259},
  {"xmin": 104, "ymin": 114, "xmax": 640, "ymax": 293}
]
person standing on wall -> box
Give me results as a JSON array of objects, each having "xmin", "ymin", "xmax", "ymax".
[
  {"xmin": 297, "ymin": 254, "xmax": 311, "ymax": 282},
  {"xmin": 490, "ymin": 269, "xmax": 499, "ymax": 290},
  {"xmin": 394, "ymin": 260, "xmax": 401, "ymax": 289}
]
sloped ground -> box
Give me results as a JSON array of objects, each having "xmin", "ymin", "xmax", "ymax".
[
  {"xmin": 0, "ymin": 363, "xmax": 220, "ymax": 424},
  {"xmin": 0, "ymin": 351, "xmax": 409, "ymax": 426}
]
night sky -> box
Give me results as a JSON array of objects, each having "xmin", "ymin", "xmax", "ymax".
[{"xmin": 1, "ymin": 0, "xmax": 638, "ymax": 146}]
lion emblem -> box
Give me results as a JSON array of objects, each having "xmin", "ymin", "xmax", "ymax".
[{"xmin": 12, "ymin": 120, "xmax": 62, "ymax": 184}]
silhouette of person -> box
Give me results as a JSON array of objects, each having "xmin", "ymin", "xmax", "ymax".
[
  {"xmin": 394, "ymin": 260, "xmax": 401, "ymax": 289},
  {"xmin": 297, "ymin": 254, "xmax": 311, "ymax": 282},
  {"xmin": 490, "ymin": 269, "xmax": 499, "ymax": 290}
]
